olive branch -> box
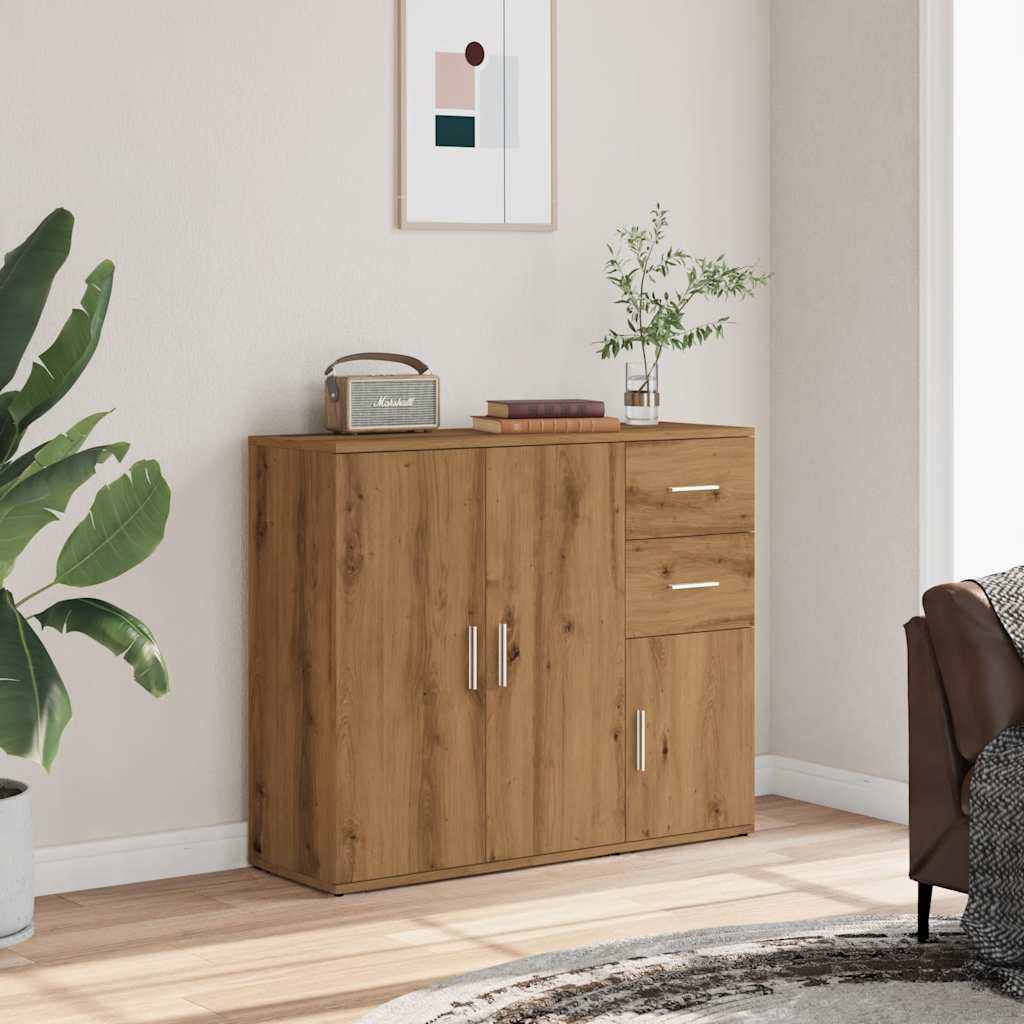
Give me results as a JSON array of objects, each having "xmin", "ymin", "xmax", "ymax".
[{"xmin": 597, "ymin": 204, "xmax": 769, "ymax": 391}]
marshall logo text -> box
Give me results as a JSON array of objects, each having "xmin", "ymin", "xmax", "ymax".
[{"xmin": 372, "ymin": 395, "xmax": 415, "ymax": 409}]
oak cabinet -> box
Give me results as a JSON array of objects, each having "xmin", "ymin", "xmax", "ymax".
[{"xmin": 249, "ymin": 423, "xmax": 755, "ymax": 895}]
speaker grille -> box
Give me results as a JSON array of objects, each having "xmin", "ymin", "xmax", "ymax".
[{"xmin": 349, "ymin": 379, "xmax": 438, "ymax": 429}]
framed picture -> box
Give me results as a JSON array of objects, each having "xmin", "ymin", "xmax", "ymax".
[{"xmin": 399, "ymin": 0, "xmax": 556, "ymax": 231}]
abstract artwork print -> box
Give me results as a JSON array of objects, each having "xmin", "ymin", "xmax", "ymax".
[{"xmin": 401, "ymin": 0, "xmax": 555, "ymax": 229}]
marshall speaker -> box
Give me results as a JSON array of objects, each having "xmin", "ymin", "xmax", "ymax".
[{"xmin": 324, "ymin": 352, "xmax": 440, "ymax": 434}]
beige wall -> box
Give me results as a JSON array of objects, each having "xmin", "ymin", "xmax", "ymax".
[
  {"xmin": 770, "ymin": 0, "xmax": 919, "ymax": 782},
  {"xmin": 1, "ymin": 0, "xmax": 771, "ymax": 847}
]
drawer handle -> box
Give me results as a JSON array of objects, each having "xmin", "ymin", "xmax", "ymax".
[
  {"xmin": 668, "ymin": 484, "xmax": 720, "ymax": 493},
  {"xmin": 498, "ymin": 623, "xmax": 509, "ymax": 687},
  {"xmin": 467, "ymin": 625, "xmax": 478, "ymax": 691},
  {"xmin": 668, "ymin": 581, "xmax": 720, "ymax": 591}
]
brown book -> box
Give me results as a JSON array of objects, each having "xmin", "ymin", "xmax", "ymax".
[
  {"xmin": 487, "ymin": 399, "xmax": 605, "ymax": 419},
  {"xmin": 472, "ymin": 416, "xmax": 621, "ymax": 434}
]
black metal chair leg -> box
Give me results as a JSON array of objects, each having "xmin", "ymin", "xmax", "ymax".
[{"xmin": 917, "ymin": 882, "xmax": 933, "ymax": 943}]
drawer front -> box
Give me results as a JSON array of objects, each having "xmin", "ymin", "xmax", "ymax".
[
  {"xmin": 626, "ymin": 438, "xmax": 754, "ymax": 539},
  {"xmin": 626, "ymin": 533, "xmax": 754, "ymax": 637}
]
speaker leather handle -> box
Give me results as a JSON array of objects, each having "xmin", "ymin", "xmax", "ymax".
[{"xmin": 324, "ymin": 352, "xmax": 430, "ymax": 377}]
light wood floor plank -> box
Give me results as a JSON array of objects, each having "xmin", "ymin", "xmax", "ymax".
[{"xmin": 1, "ymin": 799, "xmax": 967, "ymax": 1024}]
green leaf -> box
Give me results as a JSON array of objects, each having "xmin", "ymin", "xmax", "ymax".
[
  {"xmin": 56, "ymin": 460, "xmax": 170, "ymax": 587},
  {"xmin": 0, "ymin": 411, "xmax": 109, "ymax": 499},
  {"xmin": 596, "ymin": 205, "xmax": 768, "ymax": 361},
  {"xmin": 0, "ymin": 393, "xmax": 21, "ymax": 464},
  {"xmin": 0, "ymin": 442, "xmax": 129, "ymax": 582},
  {"xmin": 0, "ymin": 589, "xmax": 70, "ymax": 771},
  {"xmin": 0, "ymin": 209, "xmax": 74, "ymax": 392},
  {"xmin": 9, "ymin": 262, "xmax": 114, "ymax": 430},
  {"xmin": 36, "ymin": 597, "xmax": 169, "ymax": 698}
]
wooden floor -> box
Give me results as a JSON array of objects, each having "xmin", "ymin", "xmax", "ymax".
[{"xmin": 0, "ymin": 798, "xmax": 966, "ymax": 1024}]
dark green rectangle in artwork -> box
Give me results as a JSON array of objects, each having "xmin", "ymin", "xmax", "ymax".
[{"xmin": 435, "ymin": 115, "xmax": 475, "ymax": 148}]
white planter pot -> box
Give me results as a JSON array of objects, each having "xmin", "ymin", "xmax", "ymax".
[{"xmin": 0, "ymin": 780, "xmax": 33, "ymax": 949}]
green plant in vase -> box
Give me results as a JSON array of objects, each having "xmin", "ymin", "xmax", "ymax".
[
  {"xmin": 0, "ymin": 207, "xmax": 171, "ymax": 947},
  {"xmin": 597, "ymin": 205, "xmax": 768, "ymax": 424}
]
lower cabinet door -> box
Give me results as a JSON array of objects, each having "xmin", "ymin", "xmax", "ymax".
[
  {"xmin": 336, "ymin": 450, "xmax": 487, "ymax": 883},
  {"xmin": 627, "ymin": 629, "xmax": 754, "ymax": 841}
]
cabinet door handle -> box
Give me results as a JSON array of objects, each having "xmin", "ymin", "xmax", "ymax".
[
  {"xmin": 668, "ymin": 484, "xmax": 720, "ymax": 493},
  {"xmin": 668, "ymin": 580, "xmax": 720, "ymax": 591},
  {"xmin": 467, "ymin": 625, "xmax": 478, "ymax": 691},
  {"xmin": 636, "ymin": 709, "xmax": 647, "ymax": 772},
  {"xmin": 498, "ymin": 623, "xmax": 509, "ymax": 687}
]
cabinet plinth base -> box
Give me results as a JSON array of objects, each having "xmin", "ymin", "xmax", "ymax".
[{"xmin": 251, "ymin": 824, "xmax": 753, "ymax": 896}]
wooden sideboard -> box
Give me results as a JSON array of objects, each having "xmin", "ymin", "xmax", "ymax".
[{"xmin": 248, "ymin": 423, "xmax": 755, "ymax": 894}]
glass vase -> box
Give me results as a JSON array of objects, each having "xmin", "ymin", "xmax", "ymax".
[{"xmin": 624, "ymin": 361, "xmax": 660, "ymax": 425}]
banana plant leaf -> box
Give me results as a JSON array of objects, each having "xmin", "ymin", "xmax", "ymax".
[
  {"xmin": 56, "ymin": 460, "xmax": 170, "ymax": 587},
  {"xmin": 0, "ymin": 589, "xmax": 70, "ymax": 771},
  {"xmin": 9, "ymin": 262, "xmax": 114, "ymax": 431},
  {"xmin": 0, "ymin": 442, "xmax": 129, "ymax": 582},
  {"xmin": 0, "ymin": 410, "xmax": 109, "ymax": 499},
  {"xmin": 36, "ymin": 597, "xmax": 168, "ymax": 697},
  {"xmin": 0, "ymin": 209, "xmax": 74, "ymax": 392},
  {"xmin": 0, "ymin": 394, "xmax": 20, "ymax": 465}
]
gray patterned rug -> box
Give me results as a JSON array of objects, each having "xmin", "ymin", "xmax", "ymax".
[{"xmin": 360, "ymin": 915, "xmax": 1015, "ymax": 1022}]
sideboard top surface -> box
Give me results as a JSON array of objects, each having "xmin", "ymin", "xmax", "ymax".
[{"xmin": 249, "ymin": 422, "xmax": 754, "ymax": 454}]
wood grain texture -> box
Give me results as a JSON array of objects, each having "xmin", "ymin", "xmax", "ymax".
[
  {"xmin": 626, "ymin": 437, "xmax": 755, "ymax": 539},
  {"xmin": 626, "ymin": 533, "xmax": 755, "ymax": 638},
  {"xmin": 249, "ymin": 427, "xmax": 756, "ymax": 896},
  {"xmin": 627, "ymin": 630, "xmax": 755, "ymax": 840},
  {"xmin": 485, "ymin": 443, "xmax": 626, "ymax": 860},
  {"xmin": 11, "ymin": 800, "xmax": 965, "ymax": 1024},
  {"xmin": 249, "ymin": 422, "xmax": 754, "ymax": 455},
  {"xmin": 336, "ymin": 450, "xmax": 486, "ymax": 883},
  {"xmin": 249, "ymin": 446, "xmax": 338, "ymax": 889}
]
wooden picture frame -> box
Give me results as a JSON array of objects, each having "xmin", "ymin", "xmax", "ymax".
[{"xmin": 398, "ymin": 0, "xmax": 557, "ymax": 231}]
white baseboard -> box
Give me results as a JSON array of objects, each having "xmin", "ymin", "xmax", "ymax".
[
  {"xmin": 756, "ymin": 754, "xmax": 908, "ymax": 825},
  {"xmin": 34, "ymin": 822, "xmax": 248, "ymax": 897},
  {"xmin": 754, "ymin": 753, "xmax": 775, "ymax": 798},
  {"xmin": 31, "ymin": 759, "xmax": 906, "ymax": 897}
]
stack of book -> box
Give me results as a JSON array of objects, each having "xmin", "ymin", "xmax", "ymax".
[{"xmin": 471, "ymin": 400, "xmax": 620, "ymax": 434}]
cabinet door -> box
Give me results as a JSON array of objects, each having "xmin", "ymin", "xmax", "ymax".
[
  {"xmin": 336, "ymin": 450, "xmax": 486, "ymax": 883},
  {"xmin": 627, "ymin": 629, "xmax": 754, "ymax": 841},
  {"xmin": 486, "ymin": 443, "xmax": 626, "ymax": 861}
]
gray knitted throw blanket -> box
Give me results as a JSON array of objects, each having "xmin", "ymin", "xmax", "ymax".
[{"xmin": 962, "ymin": 566, "xmax": 1024, "ymax": 999}]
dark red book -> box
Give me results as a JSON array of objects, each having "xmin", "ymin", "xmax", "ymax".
[{"xmin": 487, "ymin": 399, "xmax": 605, "ymax": 419}]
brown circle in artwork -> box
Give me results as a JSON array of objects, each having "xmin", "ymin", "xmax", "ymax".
[{"xmin": 465, "ymin": 41, "xmax": 485, "ymax": 67}]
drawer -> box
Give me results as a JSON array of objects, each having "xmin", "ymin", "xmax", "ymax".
[
  {"xmin": 626, "ymin": 533, "xmax": 754, "ymax": 638},
  {"xmin": 626, "ymin": 438, "xmax": 754, "ymax": 539}
]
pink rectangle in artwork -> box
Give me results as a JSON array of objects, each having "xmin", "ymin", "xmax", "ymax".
[{"xmin": 435, "ymin": 51, "xmax": 475, "ymax": 110}]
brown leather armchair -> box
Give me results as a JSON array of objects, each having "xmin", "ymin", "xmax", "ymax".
[{"xmin": 906, "ymin": 581, "xmax": 1024, "ymax": 941}]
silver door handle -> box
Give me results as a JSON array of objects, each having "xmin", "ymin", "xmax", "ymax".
[
  {"xmin": 668, "ymin": 580, "xmax": 720, "ymax": 591},
  {"xmin": 668, "ymin": 484, "xmax": 720, "ymax": 493},
  {"xmin": 498, "ymin": 623, "xmax": 509, "ymax": 687},
  {"xmin": 636, "ymin": 709, "xmax": 646, "ymax": 772},
  {"xmin": 468, "ymin": 625, "xmax": 478, "ymax": 691}
]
